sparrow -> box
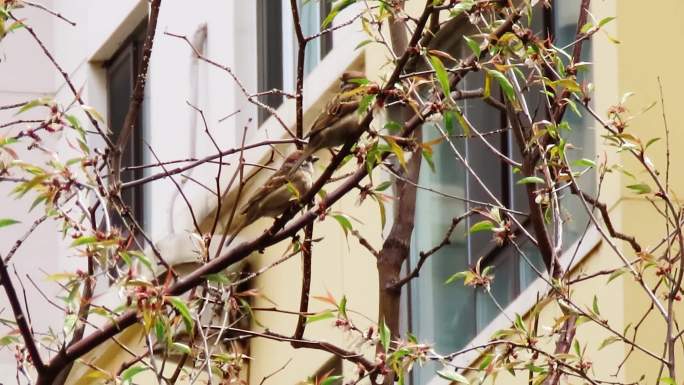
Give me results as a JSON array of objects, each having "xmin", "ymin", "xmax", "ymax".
[
  {"xmin": 289, "ymin": 71, "xmax": 367, "ymax": 175},
  {"xmin": 226, "ymin": 150, "xmax": 316, "ymax": 243}
]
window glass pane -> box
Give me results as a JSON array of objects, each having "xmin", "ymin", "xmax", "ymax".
[
  {"xmin": 257, "ymin": 0, "xmax": 284, "ymax": 124},
  {"xmin": 410, "ymin": 123, "xmax": 473, "ymax": 385},
  {"xmin": 463, "ymin": 71, "xmax": 504, "ymax": 258},
  {"xmin": 319, "ymin": 0, "xmax": 333, "ymax": 57},
  {"xmin": 299, "ymin": 0, "xmax": 320, "ymax": 74},
  {"xmin": 554, "ymin": 1, "xmax": 595, "ymax": 245},
  {"xmin": 409, "ymin": 6, "xmax": 595, "ymax": 380}
]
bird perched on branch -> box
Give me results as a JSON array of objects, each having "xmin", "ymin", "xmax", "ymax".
[
  {"xmin": 289, "ymin": 71, "xmax": 368, "ymax": 174},
  {"xmin": 226, "ymin": 150, "xmax": 316, "ymax": 244}
]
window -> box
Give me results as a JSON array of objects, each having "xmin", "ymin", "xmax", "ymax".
[
  {"xmin": 105, "ymin": 22, "xmax": 147, "ymax": 229},
  {"xmin": 408, "ymin": 3, "xmax": 592, "ymax": 383},
  {"xmin": 256, "ymin": 0, "xmax": 333, "ymax": 124}
]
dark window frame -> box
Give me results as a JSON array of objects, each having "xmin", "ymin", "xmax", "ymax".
[
  {"xmin": 256, "ymin": 0, "xmax": 334, "ymax": 124},
  {"xmin": 105, "ymin": 21, "xmax": 147, "ymax": 229}
]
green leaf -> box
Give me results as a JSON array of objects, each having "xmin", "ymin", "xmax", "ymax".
[
  {"xmin": 320, "ymin": 375, "xmax": 344, "ymax": 385},
  {"xmin": 486, "ymin": 69, "xmax": 515, "ymax": 102},
  {"xmin": 514, "ymin": 313, "xmax": 527, "ymax": 333},
  {"xmin": 355, "ymin": 39, "xmax": 374, "ymax": 50},
  {"xmin": 121, "ymin": 366, "xmax": 148, "ymax": 384},
  {"xmin": 372, "ymin": 193, "xmax": 387, "ymax": 230},
  {"xmin": 70, "ymin": 235, "xmax": 98, "ymax": 247},
  {"xmin": 463, "ymin": 36, "xmax": 480, "ymax": 57},
  {"xmin": 592, "ymin": 295, "xmax": 601, "ymax": 316},
  {"xmin": 445, "ymin": 271, "xmax": 468, "ymax": 285},
  {"xmin": 16, "ymin": 98, "xmax": 47, "ymax": 115},
  {"xmin": 469, "ymin": 220, "xmax": 494, "ymax": 234},
  {"xmin": 338, "ymin": 295, "xmax": 348, "ymax": 319},
  {"xmin": 332, "ymin": 214, "xmax": 353, "ymax": 238},
  {"xmin": 0, "ymin": 335, "xmax": 19, "ymax": 346},
  {"xmin": 478, "ymin": 354, "xmax": 493, "ymax": 370},
  {"xmin": 0, "ymin": 218, "xmax": 20, "ymax": 228},
  {"xmin": 598, "ymin": 16, "xmax": 616, "ymax": 28},
  {"xmin": 322, "ymin": 0, "xmax": 356, "ymax": 28},
  {"xmin": 626, "ymin": 183, "xmax": 651, "ymax": 195},
  {"xmin": 443, "ymin": 109, "xmax": 455, "ymax": 135},
  {"xmin": 374, "ymin": 181, "xmax": 392, "ymax": 192},
  {"xmin": 598, "ymin": 336, "xmax": 621, "ymax": 350},
  {"xmin": 82, "ymin": 105, "xmax": 105, "ymax": 123},
  {"xmin": 660, "ymin": 378, "xmax": 676, "ymax": 385},
  {"xmin": 452, "ymin": 107, "xmax": 472, "ymax": 137},
  {"xmin": 379, "ymin": 318, "xmax": 390, "ymax": 352},
  {"xmin": 172, "ymin": 342, "xmax": 192, "ymax": 354},
  {"xmin": 356, "ymin": 94, "xmax": 375, "ymax": 115},
  {"xmin": 306, "ymin": 310, "xmax": 335, "ymax": 323},
  {"xmin": 449, "ymin": 0, "xmax": 475, "ymax": 17},
  {"xmin": 384, "ymin": 136, "xmax": 406, "ymax": 170},
  {"xmin": 437, "ymin": 370, "xmax": 469, "ymax": 384},
  {"xmin": 168, "ymin": 296, "xmax": 194, "ymax": 333},
  {"xmin": 154, "ymin": 317, "xmax": 166, "ymax": 343},
  {"xmin": 572, "ymin": 158, "xmax": 596, "ymax": 168},
  {"xmin": 607, "ymin": 267, "xmax": 628, "ymax": 283},
  {"xmin": 645, "ymin": 137, "xmax": 661, "ymax": 149},
  {"xmin": 422, "ymin": 148, "xmax": 435, "ymax": 172},
  {"xmin": 384, "ymin": 121, "xmax": 402, "ymax": 133},
  {"xmin": 516, "ymin": 176, "xmax": 545, "ymax": 185},
  {"xmin": 429, "ymin": 55, "xmax": 451, "ymax": 99}
]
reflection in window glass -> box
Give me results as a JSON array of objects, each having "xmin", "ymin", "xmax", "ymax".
[
  {"xmin": 409, "ymin": 2, "xmax": 593, "ymax": 383},
  {"xmin": 256, "ymin": 0, "xmax": 334, "ymax": 124}
]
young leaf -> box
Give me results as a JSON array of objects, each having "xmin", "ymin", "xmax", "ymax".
[
  {"xmin": 598, "ymin": 16, "xmax": 616, "ymax": 28},
  {"xmin": 320, "ymin": 375, "xmax": 344, "ymax": 385},
  {"xmin": 626, "ymin": 183, "xmax": 651, "ymax": 195},
  {"xmin": 379, "ymin": 318, "xmax": 390, "ymax": 352},
  {"xmin": 469, "ymin": 220, "xmax": 494, "ymax": 234},
  {"xmin": 306, "ymin": 310, "xmax": 335, "ymax": 324},
  {"xmin": 516, "ymin": 176, "xmax": 545, "ymax": 185},
  {"xmin": 573, "ymin": 158, "xmax": 596, "ymax": 168},
  {"xmin": 0, "ymin": 218, "xmax": 20, "ymax": 228},
  {"xmin": 16, "ymin": 98, "xmax": 47, "ymax": 115},
  {"xmin": 436, "ymin": 370, "xmax": 469, "ymax": 384},
  {"xmin": 463, "ymin": 36, "xmax": 480, "ymax": 57},
  {"xmin": 338, "ymin": 295, "xmax": 348, "ymax": 319},
  {"xmin": 332, "ymin": 214, "xmax": 353, "ymax": 238},
  {"xmin": 70, "ymin": 235, "xmax": 98, "ymax": 247},
  {"xmin": 445, "ymin": 271, "xmax": 468, "ymax": 285},
  {"xmin": 592, "ymin": 295, "xmax": 601, "ymax": 316},
  {"xmin": 121, "ymin": 366, "xmax": 148, "ymax": 384},
  {"xmin": 168, "ymin": 296, "xmax": 194, "ymax": 333},
  {"xmin": 429, "ymin": 55, "xmax": 451, "ymax": 99},
  {"xmin": 172, "ymin": 342, "xmax": 192, "ymax": 354},
  {"xmin": 321, "ymin": 0, "xmax": 356, "ymax": 28},
  {"xmin": 598, "ymin": 336, "xmax": 620, "ymax": 350},
  {"xmin": 486, "ymin": 69, "xmax": 515, "ymax": 101}
]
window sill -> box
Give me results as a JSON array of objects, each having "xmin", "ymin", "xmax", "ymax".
[{"xmin": 426, "ymin": 229, "xmax": 603, "ymax": 385}]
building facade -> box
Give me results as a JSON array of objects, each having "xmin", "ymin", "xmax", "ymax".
[{"xmin": 0, "ymin": 1, "xmax": 683, "ymax": 384}]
